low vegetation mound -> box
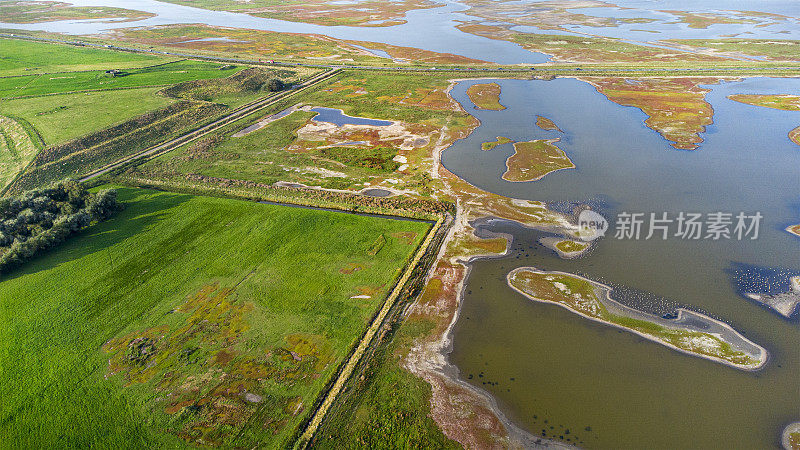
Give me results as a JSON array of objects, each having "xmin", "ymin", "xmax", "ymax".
[
  {"xmin": 0, "ymin": 180, "xmax": 122, "ymax": 273},
  {"xmin": 318, "ymin": 146, "xmax": 400, "ymax": 171},
  {"xmin": 160, "ymin": 67, "xmax": 289, "ymax": 102},
  {"xmin": 6, "ymin": 101, "xmax": 226, "ymax": 193}
]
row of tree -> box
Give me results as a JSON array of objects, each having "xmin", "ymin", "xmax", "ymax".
[{"xmin": 0, "ymin": 180, "xmax": 122, "ymax": 274}]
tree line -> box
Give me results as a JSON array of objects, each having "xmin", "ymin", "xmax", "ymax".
[{"xmin": 0, "ymin": 180, "xmax": 123, "ymax": 274}]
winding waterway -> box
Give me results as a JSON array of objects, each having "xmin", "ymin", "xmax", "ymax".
[
  {"xmin": 443, "ymin": 77, "xmax": 800, "ymax": 448},
  {"xmin": 3, "ymin": 0, "xmax": 800, "ymax": 63}
]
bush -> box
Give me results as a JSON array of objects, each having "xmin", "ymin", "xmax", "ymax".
[{"xmin": 0, "ymin": 180, "xmax": 123, "ymax": 274}]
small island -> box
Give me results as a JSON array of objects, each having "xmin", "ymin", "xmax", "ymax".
[
  {"xmin": 502, "ymin": 139, "xmax": 574, "ymax": 182},
  {"xmin": 0, "ymin": 1, "xmax": 154, "ymax": 23},
  {"xmin": 745, "ymin": 276, "xmax": 800, "ymax": 318},
  {"xmin": 466, "ymin": 82, "xmax": 506, "ymax": 110},
  {"xmin": 536, "ymin": 115, "xmax": 563, "ymax": 132},
  {"xmin": 481, "ymin": 136, "xmax": 513, "ymax": 151},
  {"xmin": 508, "ymin": 267, "xmax": 768, "ymax": 370},
  {"xmin": 787, "ymin": 224, "xmax": 800, "ymax": 238},
  {"xmin": 539, "ymin": 237, "xmax": 590, "ymax": 258},
  {"xmin": 784, "ymin": 422, "xmax": 800, "ymax": 450}
]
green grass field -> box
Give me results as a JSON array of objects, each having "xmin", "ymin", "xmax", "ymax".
[
  {"xmin": 0, "ymin": 38, "xmax": 168, "ymax": 76},
  {"xmin": 0, "ymin": 186, "xmax": 430, "ymax": 448},
  {"xmin": 0, "ymin": 60, "xmax": 243, "ymax": 98},
  {"xmin": 0, "ymin": 114, "xmax": 38, "ymax": 189},
  {"xmin": 0, "ymin": 87, "xmax": 175, "ymax": 146}
]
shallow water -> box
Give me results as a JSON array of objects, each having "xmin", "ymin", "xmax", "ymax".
[
  {"xmin": 0, "ymin": 0, "xmax": 548, "ymax": 64},
  {"xmin": 444, "ymin": 77, "xmax": 800, "ymax": 448},
  {"xmin": 310, "ymin": 107, "xmax": 393, "ymax": 126},
  {"xmin": 4, "ymin": 0, "xmax": 800, "ymax": 64}
]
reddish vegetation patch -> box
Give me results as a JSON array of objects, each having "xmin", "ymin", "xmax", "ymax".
[
  {"xmin": 345, "ymin": 40, "xmax": 489, "ymax": 65},
  {"xmin": 586, "ymin": 77, "xmax": 720, "ymax": 150},
  {"xmin": 466, "ymin": 82, "xmax": 506, "ymax": 110},
  {"xmin": 790, "ymin": 126, "xmax": 800, "ymax": 146},
  {"xmin": 102, "ymin": 284, "xmax": 329, "ymax": 446},
  {"xmin": 340, "ymin": 262, "xmax": 365, "ymax": 274},
  {"xmin": 0, "ymin": 1, "xmax": 154, "ymax": 23},
  {"xmin": 503, "ymin": 139, "xmax": 574, "ymax": 182},
  {"xmin": 356, "ymin": 284, "xmax": 384, "ymax": 296},
  {"xmin": 390, "ymin": 231, "xmax": 419, "ymax": 245},
  {"xmin": 536, "ymin": 115, "xmax": 562, "ymax": 132}
]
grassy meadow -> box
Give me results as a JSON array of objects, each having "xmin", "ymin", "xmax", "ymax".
[
  {"xmin": 0, "ymin": 186, "xmax": 430, "ymax": 447},
  {"xmin": 0, "ymin": 87, "xmax": 174, "ymax": 146},
  {"xmin": 0, "ymin": 37, "xmax": 311, "ymax": 193},
  {"xmin": 0, "ymin": 59, "xmax": 242, "ymax": 99},
  {"xmin": 0, "ymin": 38, "xmax": 167, "ymax": 76}
]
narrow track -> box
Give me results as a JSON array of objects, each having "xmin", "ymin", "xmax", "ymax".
[{"xmin": 79, "ymin": 68, "xmax": 339, "ymax": 182}]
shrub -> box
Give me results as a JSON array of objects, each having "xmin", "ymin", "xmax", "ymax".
[{"xmin": 0, "ymin": 180, "xmax": 123, "ymax": 274}]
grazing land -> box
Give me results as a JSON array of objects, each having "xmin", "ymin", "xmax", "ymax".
[
  {"xmin": 503, "ymin": 139, "xmax": 574, "ymax": 182},
  {"xmin": 0, "ymin": 87, "xmax": 174, "ymax": 146},
  {"xmin": 466, "ymin": 82, "xmax": 505, "ymax": 110},
  {"xmin": 0, "ymin": 38, "xmax": 308, "ymax": 193},
  {"xmin": 0, "ymin": 38, "xmax": 167, "ymax": 76},
  {"xmin": 0, "ymin": 186, "xmax": 430, "ymax": 448},
  {"xmin": 0, "ymin": 1, "xmax": 153, "ymax": 23},
  {"xmin": 0, "ymin": 115, "xmax": 38, "ymax": 189},
  {"xmin": 0, "ymin": 60, "xmax": 244, "ymax": 99}
]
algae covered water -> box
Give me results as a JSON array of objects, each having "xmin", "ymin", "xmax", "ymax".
[{"xmin": 442, "ymin": 77, "xmax": 800, "ymax": 448}]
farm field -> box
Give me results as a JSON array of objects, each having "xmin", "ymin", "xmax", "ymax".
[
  {"xmin": 0, "ymin": 38, "xmax": 169, "ymax": 76},
  {"xmin": 0, "ymin": 87, "xmax": 174, "ymax": 146},
  {"xmin": 0, "ymin": 186, "xmax": 430, "ymax": 448},
  {"xmin": 0, "ymin": 37, "xmax": 311, "ymax": 193},
  {"xmin": 0, "ymin": 59, "xmax": 244, "ymax": 99}
]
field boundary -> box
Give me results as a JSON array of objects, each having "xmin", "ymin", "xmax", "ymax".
[
  {"xmin": 99, "ymin": 175, "xmax": 454, "ymax": 448},
  {"xmin": 294, "ymin": 215, "xmax": 446, "ymax": 449},
  {"xmin": 76, "ymin": 68, "xmax": 340, "ymax": 183}
]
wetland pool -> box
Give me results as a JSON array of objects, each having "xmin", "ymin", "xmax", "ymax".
[{"xmin": 442, "ymin": 77, "xmax": 800, "ymax": 448}]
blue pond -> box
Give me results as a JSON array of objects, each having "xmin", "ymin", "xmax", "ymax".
[{"xmin": 310, "ymin": 107, "xmax": 393, "ymax": 127}]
